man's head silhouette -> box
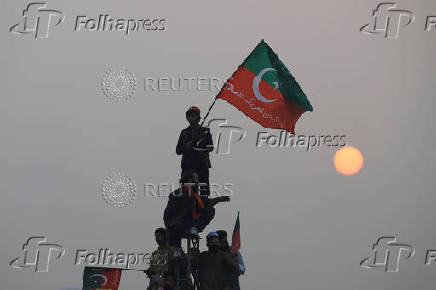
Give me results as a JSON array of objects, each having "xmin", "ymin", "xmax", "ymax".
[
  {"xmin": 154, "ymin": 227, "xmax": 167, "ymax": 247},
  {"xmin": 206, "ymin": 232, "xmax": 221, "ymax": 254},
  {"xmin": 180, "ymin": 169, "xmax": 199, "ymax": 185},
  {"xmin": 186, "ymin": 106, "xmax": 201, "ymax": 126},
  {"xmin": 179, "ymin": 170, "xmax": 200, "ymax": 196},
  {"xmin": 216, "ymin": 230, "xmax": 230, "ymax": 252}
]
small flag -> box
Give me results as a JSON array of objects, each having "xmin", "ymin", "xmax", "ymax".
[
  {"xmin": 231, "ymin": 212, "xmax": 241, "ymax": 255},
  {"xmin": 82, "ymin": 266, "xmax": 122, "ymax": 290},
  {"xmin": 217, "ymin": 40, "xmax": 313, "ymax": 134}
]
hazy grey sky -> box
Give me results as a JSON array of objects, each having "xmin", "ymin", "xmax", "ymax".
[{"xmin": 2, "ymin": 0, "xmax": 436, "ymax": 289}]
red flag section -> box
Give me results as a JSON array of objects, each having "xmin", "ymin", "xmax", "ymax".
[
  {"xmin": 217, "ymin": 40, "xmax": 313, "ymax": 134},
  {"xmin": 82, "ymin": 266, "xmax": 122, "ymax": 290}
]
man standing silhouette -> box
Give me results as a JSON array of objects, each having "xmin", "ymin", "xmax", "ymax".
[
  {"xmin": 145, "ymin": 228, "xmax": 186, "ymax": 290},
  {"xmin": 216, "ymin": 230, "xmax": 245, "ymax": 290},
  {"xmin": 197, "ymin": 232, "xmax": 239, "ymax": 290},
  {"xmin": 176, "ymin": 106, "xmax": 214, "ymax": 196}
]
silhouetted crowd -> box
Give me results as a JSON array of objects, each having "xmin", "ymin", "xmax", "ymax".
[{"xmin": 144, "ymin": 106, "xmax": 245, "ymax": 290}]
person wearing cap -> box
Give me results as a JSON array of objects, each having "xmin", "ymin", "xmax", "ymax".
[
  {"xmin": 176, "ymin": 106, "xmax": 214, "ymax": 197},
  {"xmin": 195, "ymin": 232, "xmax": 239, "ymax": 290}
]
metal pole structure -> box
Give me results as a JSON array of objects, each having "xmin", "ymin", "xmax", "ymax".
[
  {"xmin": 200, "ymin": 96, "xmax": 219, "ymax": 127},
  {"xmin": 176, "ymin": 250, "xmax": 180, "ymax": 290},
  {"xmin": 187, "ymin": 235, "xmax": 191, "ymax": 289}
]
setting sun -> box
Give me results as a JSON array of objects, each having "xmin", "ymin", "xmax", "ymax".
[{"xmin": 334, "ymin": 146, "xmax": 364, "ymax": 175}]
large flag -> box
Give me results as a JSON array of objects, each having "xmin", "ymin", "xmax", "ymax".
[
  {"xmin": 231, "ymin": 212, "xmax": 241, "ymax": 255},
  {"xmin": 217, "ymin": 40, "xmax": 313, "ymax": 134},
  {"xmin": 82, "ymin": 267, "xmax": 122, "ymax": 290}
]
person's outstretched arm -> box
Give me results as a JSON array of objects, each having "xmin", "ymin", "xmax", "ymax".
[{"xmin": 208, "ymin": 196, "xmax": 230, "ymax": 207}]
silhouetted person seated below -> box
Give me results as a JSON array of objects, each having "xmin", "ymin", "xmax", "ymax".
[
  {"xmin": 197, "ymin": 232, "xmax": 239, "ymax": 290},
  {"xmin": 176, "ymin": 106, "xmax": 214, "ymax": 196},
  {"xmin": 163, "ymin": 170, "xmax": 229, "ymax": 254}
]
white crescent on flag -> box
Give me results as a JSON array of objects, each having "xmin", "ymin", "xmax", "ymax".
[{"xmin": 252, "ymin": 67, "xmax": 279, "ymax": 103}]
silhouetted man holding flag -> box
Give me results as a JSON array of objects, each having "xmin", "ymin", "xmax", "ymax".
[{"xmin": 176, "ymin": 106, "xmax": 214, "ymax": 196}]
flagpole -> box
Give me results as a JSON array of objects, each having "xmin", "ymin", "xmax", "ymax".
[{"xmin": 200, "ymin": 96, "xmax": 219, "ymax": 127}]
